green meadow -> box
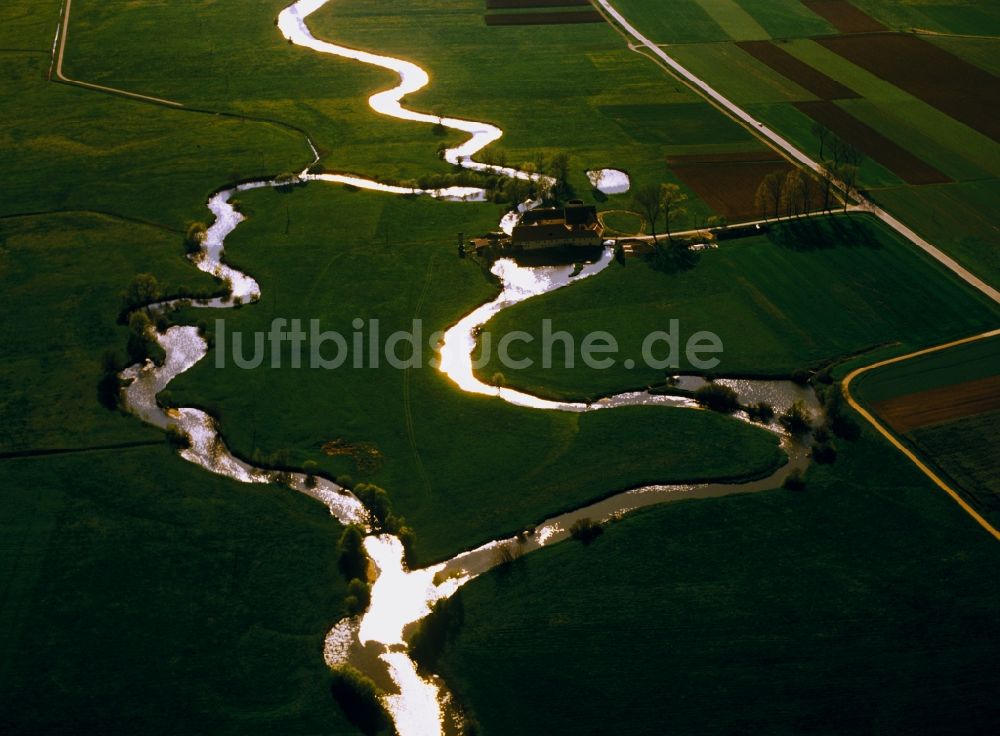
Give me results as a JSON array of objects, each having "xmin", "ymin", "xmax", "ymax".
[
  {"xmin": 167, "ymin": 184, "xmax": 785, "ymax": 564},
  {"xmin": 435, "ymin": 425, "xmax": 1000, "ymax": 735},
  {"xmin": 475, "ymin": 215, "xmax": 1000, "ymax": 400},
  {"xmin": 58, "ymin": 0, "xmax": 775, "ymax": 225},
  {"xmin": 854, "ymin": 335, "xmax": 1000, "ymax": 403},
  {"xmin": 2, "ymin": 2, "xmax": 358, "ymax": 732},
  {"xmin": 0, "ymin": 447, "xmax": 357, "ymax": 736},
  {"xmin": 0, "ymin": 213, "xmax": 221, "ymax": 452},
  {"xmin": 2, "ymin": 0, "xmax": 998, "ymax": 732},
  {"xmin": 853, "ymin": 0, "xmax": 1000, "ymax": 35}
]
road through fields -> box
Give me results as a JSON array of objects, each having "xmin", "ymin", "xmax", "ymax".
[{"xmin": 595, "ymin": 0, "xmax": 1000, "ymax": 304}]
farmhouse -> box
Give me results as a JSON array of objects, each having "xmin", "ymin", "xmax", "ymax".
[{"xmin": 510, "ymin": 200, "xmax": 604, "ymax": 250}]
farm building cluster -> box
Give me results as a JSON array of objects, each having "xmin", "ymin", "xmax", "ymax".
[{"xmin": 472, "ymin": 200, "xmax": 605, "ymax": 254}]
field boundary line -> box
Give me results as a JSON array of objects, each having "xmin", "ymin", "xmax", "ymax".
[
  {"xmin": 48, "ymin": 0, "xmax": 323, "ymax": 170},
  {"xmin": 615, "ymin": 206, "xmax": 864, "ymax": 243},
  {"xmin": 595, "ymin": 0, "xmax": 1000, "ymax": 304},
  {"xmin": 842, "ymin": 329, "xmax": 1000, "ymax": 541},
  {"xmin": 911, "ymin": 29, "xmax": 1000, "ymax": 41},
  {"xmin": 51, "ymin": 0, "xmax": 184, "ymax": 107},
  {"xmin": 0, "ymin": 208, "xmax": 182, "ymax": 233},
  {"xmin": 0, "ymin": 440, "xmax": 163, "ymax": 461}
]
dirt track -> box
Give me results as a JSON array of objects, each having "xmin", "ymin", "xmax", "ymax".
[{"xmin": 794, "ymin": 101, "xmax": 951, "ymax": 184}]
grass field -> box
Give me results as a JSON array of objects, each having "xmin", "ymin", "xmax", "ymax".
[
  {"xmin": 475, "ymin": 215, "xmax": 1000, "ymax": 400},
  {"xmin": 0, "ymin": 213, "xmax": 221, "ymax": 453},
  {"xmin": 2, "ymin": 52, "xmax": 307, "ymax": 226},
  {"xmin": 928, "ymin": 36, "xmax": 1000, "ymax": 78},
  {"xmin": 0, "ymin": 77, "xmax": 356, "ymax": 729},
  {"xmin": 872, "ymin": 181, "xmax": 1000, "ymax": 282},
  {"xmin": 910, "ymin": 411, "xmax": 1000, "ymax": 511},
  {"xmin": 854, "ymin": 335, "xmax": 1000, "ymax": 403},
  {"xmin": 0, "ymin": 447, "xmax": 358, "ymax": 736},
  {"xmin": 852, "ymin": 0, "xmax": 1000, "ymax": 36},
  {"xmin": 778, "ymin": 38, "xmax": 1000, "ymax": 178},
  {"xmin": 434, "ymin": 425, "xmax": 1000, "ymax": 735},
  {"xmin": 54, "ymin": 0, "xmax": 779, "ymax": 228},
  {"xmin": 167, "ymin": 184, "xmax": 785, "ymax": 564},
  {"xmin": 669, "ymin": 41, "xmax": 814, "ymax": 105},
  {"xmin": 3, "ymin": 0, "xmax": 998, "ymax": 732}
]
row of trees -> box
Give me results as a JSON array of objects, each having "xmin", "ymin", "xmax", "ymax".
[
  {"xmin": 631, "ymin": 182, "xmax": 689, "ymax": 242},
  {"xmin": 476, "ymin": 148, "xmax": 572, "ymax": 201},
  {"xmin": 754, "ymin": 126, "xmax": 865, "ymax": 222}
]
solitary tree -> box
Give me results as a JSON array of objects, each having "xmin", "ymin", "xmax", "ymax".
[
  {"xmin": 820, "ymin": 160, "xmax": 836, "ymax": 211},
  {"xmin": 833, "ymin": 137, "xmax": 863, "ymax": 168},
  {"xmin": 811, "ymin": 121, "xmax": 831, "ymax": 160},
  {"xmin": 800, "ymin": 172, "xmax": 817, "ymax": 216},
  {"xmin": 831, "ymin": 163, "xmax": 859, "ymax": 211},
  {"xmin": 754, "ymin": 178, "xmax": 771, "ymax": 221},
  {"xmin": 504, "ymin": 175, "xmax": 529, "ymax": 207},
  {"xmin": 660, "ymin": 183, "xmax": 688, "ymax": 242},
  {"xmin": 632, "ymin": 183, "xmax": 663, "ymax": 242},
  {"xmin": 185, "ymin": 222, "xmax": 207, "ymax": 254},
  {"xmin": 122, "ymin": 273, "xmax": 161, "ymax": 313}
]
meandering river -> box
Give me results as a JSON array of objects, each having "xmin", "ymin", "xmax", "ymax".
[{"xmin": 119, "ymin": 2, "xmax": 819, "ymax": 733}]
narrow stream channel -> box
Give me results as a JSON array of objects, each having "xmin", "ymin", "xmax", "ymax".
[{"xmin": 117, "ymin": 2, "xmax": 821, "ymax": 733}]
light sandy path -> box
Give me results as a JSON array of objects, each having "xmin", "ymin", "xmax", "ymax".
[
  {"xmin": 52, "ymin": 0, "xmax": 183, "ymax": 106},
  {"xmin": 595, "ymin": 0, "xmax": 1000, "ymax": 304},
  {"xmin": 842, "ymin": 329, "xmax": 1000, "ymax": 540}
]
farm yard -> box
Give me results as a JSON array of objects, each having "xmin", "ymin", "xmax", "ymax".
[{"xmin": 2, "ymin": 1, "xmax": 998, "ymax": 735}]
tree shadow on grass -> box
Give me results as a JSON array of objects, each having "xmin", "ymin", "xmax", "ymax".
[
  {"xmin": 645, "ymin": 242, "xmax": 700, "ymax": 274},
  {"xmin": 767, "ymin": 215, "xmax": 882, "ymax": 251}
]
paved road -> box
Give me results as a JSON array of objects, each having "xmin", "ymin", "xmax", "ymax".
[{"xmin": 595, "ymin": 0, "xmax": 1000, "ymax": 304}]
